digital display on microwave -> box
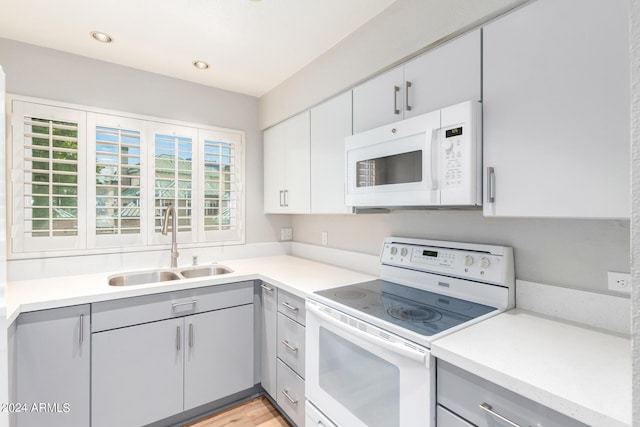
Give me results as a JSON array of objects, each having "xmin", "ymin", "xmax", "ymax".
[
  {"xmin": 423, "ymin": 250, "xmax": 438, "ymax": 258},
  {"xmin": 445, "ymin": 127, "xmax": 463, "ymax": 138}
]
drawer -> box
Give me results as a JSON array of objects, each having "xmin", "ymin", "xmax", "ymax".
[
  {"xmin": 92, "ymin": 281, "xmax": 253, "ymax": 332},
  {"xmin": 277, "ymin": 289, "xmax": 306, "ymax": 326},
  {"xmin": 436, "ymin": 405, "xmax": 474, "ymax": 427},
  {"xmin": 437, "ymin": 360, "xmax": 588, "ymax": 427},
  {"xmin": 277, "ymin": 312, "xmax": 305, "ymax": 378},
  {"xmin": 276, "ymin": 359, "xmax": 305, "ymax": 427}
]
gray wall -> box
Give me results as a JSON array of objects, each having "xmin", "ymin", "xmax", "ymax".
[{"xmin": 0, "ymin": 37, "xmax": 290, "ymax": 245}]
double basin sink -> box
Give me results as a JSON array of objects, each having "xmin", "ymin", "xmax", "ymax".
[{"xmin": 108, "ymin": 265, "xmax": 233, "ymax": 287}]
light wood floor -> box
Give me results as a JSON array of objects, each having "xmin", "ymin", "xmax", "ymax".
[{"xmin": 183, "ymin": 396, "xmax": 291, "ymax": 427}]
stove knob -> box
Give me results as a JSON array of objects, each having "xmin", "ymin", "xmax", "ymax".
[
  {"xmin": 464, "ymin": 255, "xmax": 474, "ymax": 266},
  {"xmin": 480, "ymin": 257, "xmax": 491, "ymax": 269},
  {"xmin": 400, "ymin": 247, "xmax": 408, "ymax": 257},
  {"xmin": 390, "ymin": 246, "xmax": 398, "ymax": 255}
]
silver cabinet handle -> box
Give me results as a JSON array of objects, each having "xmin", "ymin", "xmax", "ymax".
[
  {"xmin": 405, "ymin": 81, "xmax": 412, "ymax": 111},
  {"xmin": 279, "ymin": 190, "xmax": 284, "ymax": 207},
  {"xmin": 176, "ymin": 326, "xmax": 181, "ymax": 351},
  {"xmin": 487, "ymin": 166, "xmax": 496, "ymax": 203},
  {"xmin": 393, "ymin": 85, "xmax": 400, "ymax": 115},
  {"xmin": 172, "ymin": 300, "xmax": 197, "ymax": 311},
  {"xmin": 189, "ymin": 323, "xmax": 193, "ymax": 348},
  {"xmin": 281, "ymin": 301, "xmax": 299, "ymax": 312},
  {"xmin": 281, "ymin": 339, "xmax": 299, "ymax": 352},
  {"xmin": 261, "ymin": 283, "xmax": 274, "ymax": 292},
  {"xmin": 479, "ymin": 403, "xmax": 522, "ymax": 427},
  {"xmin": 284, "ymin": 190, "xmax": 289, "ymax": 207},
  {"xmin": 281, "ymin": 389, "xmax": 298, "ymax": 405},
  {"xmin": 79, "ymin": 314, "xmax": 84, "ymax": 345}
]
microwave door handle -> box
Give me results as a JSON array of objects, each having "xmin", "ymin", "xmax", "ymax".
[
  {"xmin": 307, "ymin": 303, "xmax": 427, "ymax": 365},
  {"xmin": 430, "ymin": 129, "xmax": 439, "ymax": 190}
]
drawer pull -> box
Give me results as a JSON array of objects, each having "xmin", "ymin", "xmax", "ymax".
[
  {"xmin": 282, "ymin": 301, "xmax": 299, "ymax": 312},
  {"xmin": 281, "ymin": 389, "xmax": 298, "ymax": 405},
  {"xmin": 172, "ymin": 300, "xmax": 197, "ymax": 311},
  {"xmin": 479, "ymin": 402, "xmax": 522, "ymax": 427},
  {"xmin": 261, "ymin": 284, "xmax": 274, "ymax": 292},
  {"xmin": 176, "ymin": 326, "xmax": 181, "ymax": 351},
  {"xmin": 281, "ymin": 339, "xmax": 299, "ymax": 352}
]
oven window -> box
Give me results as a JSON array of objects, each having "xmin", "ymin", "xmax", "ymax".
[
  {"xmin": 319, "ymin": 327, "xmax": 400, "ymax": 427},
  {"xmin": 356, "ymin": 150, "xmax": 422, "ymax": 187}
]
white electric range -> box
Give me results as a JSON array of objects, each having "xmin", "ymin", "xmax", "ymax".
[{"xmin": 305, "ymin": 236, "xmax": 514, "ymax": 427}]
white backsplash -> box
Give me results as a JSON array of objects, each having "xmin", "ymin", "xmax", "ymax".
[
  {"xmin": 7, "ymin": 242, "xmax": 291, "ymax": 282},
  {"xmin": 516, "ymin": 280, "xmax": 631, "ymax": 335}
]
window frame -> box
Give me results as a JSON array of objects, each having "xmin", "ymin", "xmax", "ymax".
[{"xmin": 7, "ymin": 94, "xmax": 246, "ymax": 260}]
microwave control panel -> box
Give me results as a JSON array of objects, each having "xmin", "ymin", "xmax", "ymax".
[{"xmin": 440, "ymin": 124, "xmax": 468, "ymax": 189}]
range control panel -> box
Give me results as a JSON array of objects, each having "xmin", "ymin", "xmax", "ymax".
[{"xmin": 381, "ymin": 241, "xmax": 508, "ymax": 284}]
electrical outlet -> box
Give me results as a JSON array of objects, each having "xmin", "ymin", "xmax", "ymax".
[
  {"xmin": 321, "ymin": 231, "xmax": 328, "ymax": 246},
  {"xmin": 280, "ymin": 227, "xmax": 293, "ymax": 241},
  {"xmin": 608, "ymin": 271, "xmax": 631, "ymax": 294}
]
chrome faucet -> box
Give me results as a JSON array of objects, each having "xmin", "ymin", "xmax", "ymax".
[{"xmin": 161, "ymin": 204, "xmax": 179, "ymax": 268}]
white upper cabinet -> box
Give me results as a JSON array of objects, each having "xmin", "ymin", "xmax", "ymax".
[
  {"xmin": 263, "ymin": 111, "xmax": 311, "ymax": 214},
  {"xmin": 310, "ymin": 92, "xmax": 353, "ymax": 214},
  {"xmin": 482, "ymin": 0, "xmax": 630, "ymax": 218},
  {"xmin": 353, "ymin": 29, "xmax": 481, "ymax": 134}
]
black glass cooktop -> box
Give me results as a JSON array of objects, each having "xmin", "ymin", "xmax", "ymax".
[{"xmin": 315, "ymin": 280, "xmax": 497, "ymax": 336}]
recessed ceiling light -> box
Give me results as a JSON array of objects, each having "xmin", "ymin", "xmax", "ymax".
[
  {"xmin": 90, "ymin": 31, "xmax": 113, "ymax": 43},
  {"xmin": 192, "ymin": 60, "xmax": 210, "ymax": 70}
]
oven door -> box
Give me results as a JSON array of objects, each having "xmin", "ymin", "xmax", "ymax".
[
  {"xmin": 345, "ymin": 109, "xmax": 441, "ymax": 207},
  {"xmin": 306, "ymin": 299, "xmax": 434, "ymax": 427}
]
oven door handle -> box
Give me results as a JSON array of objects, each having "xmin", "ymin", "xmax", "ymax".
[{"xmin": 308, "ymin": 303, "xmax": 428, "ymax": 366}]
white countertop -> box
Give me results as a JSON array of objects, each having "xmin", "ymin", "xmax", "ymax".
[
  {"xmin": 431, "ymin": 309, "xmax": 631, "ymax": 427},
  {"xmin": 6, "ymin": 255, "xmax": 374, "ymax": 324}
]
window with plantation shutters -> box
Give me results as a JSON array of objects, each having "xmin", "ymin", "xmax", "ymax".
[
  {"xmin": 87, "ymin": 114, "xmax": 147, "ymax": 247},
  {"xmin": 11, "ymin": 101, "xmax": 87, "ymax": 253},
  {"xmin": 149, "ymin": 123, "xmax": 197, "ymax": 245},
  {"xmin": 199, "ymin": 129, "xmax": 243, "ymax": 242},
  {"xmin": 10, "ymin": 97, "xmax": 245, "ymax": 258}
]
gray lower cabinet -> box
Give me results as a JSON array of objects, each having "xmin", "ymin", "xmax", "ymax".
[
  {"xmin": 437, "ymin": 360, "xmax": 588, "ymax": 427},
  {"xmin": 260, "ymin": 282, "xmax": 278, "ymax": 397},
  {"xmin": 92, "ymin": 317, "xmax": 184, "ymax": 427},
  {"xmin": 92, "ymin": 281, "xmax": 254, "ymax": 427},
  {"xmin": 14, "ymin": 304, "xmax": 90, "ymax": 427}
]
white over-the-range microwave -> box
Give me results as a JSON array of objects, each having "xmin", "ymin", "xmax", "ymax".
[{"xmin": 345, "ymin": 100, "xmax": 482, "ymax": 209}]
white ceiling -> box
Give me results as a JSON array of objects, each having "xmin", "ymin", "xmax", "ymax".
[{"xmin": 0, "ymin": 0, "xmax": 396, "ymax": 97}]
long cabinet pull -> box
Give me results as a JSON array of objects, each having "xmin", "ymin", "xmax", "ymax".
[
  {"xmin": 479, "ymin": 403, "xmax": 522, "ymax": 427},
  {"xmin": 261, "ymin": 283, "xmax": 274, "ymax": 293},
  {"xmin": 176, "ymin": 326, "xmax": 181, "ymax": 351},
  {"xmin": 281, "ymin": 389, "xmax": 298, "ymax": 405},
  {"xmin": 79, "ymin": 314, "xmax": 84, "ymax": 345},
  {"xmin": 281, "ymin": 339, "xmax": 299, "ymax": 352},
  {"xmin": 279, "ymin": 190, "xmax": 284, "ymax": 207},
  {"xmin": 281, "ymin": 301, "xmax": 299, "ymax": 312},
  {"xmin": 189, "ymin": 323, "xmax": 193, "ymax": 348},
  {"xmin": 284, "ymin": 190, "xmax": 289, "ymax": 207},
  {"xmin": 487, "ymin": 167, "xmax": 496, "ymax": 203},
  {"xmin": 393, "ymin": 85, "xmax": 400, "ymax": 115},
  {"xmin": 172, "ymin": 300, "xmax": 197, "ymax": 311},
  {"xmin": 405, "ymin": 81, "xmax": 412, "ymax": 111}
]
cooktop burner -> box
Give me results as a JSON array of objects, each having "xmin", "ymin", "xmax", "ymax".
[{"xmin": 315, "ymin": 279, "xmax": 497, "ymax": 337}]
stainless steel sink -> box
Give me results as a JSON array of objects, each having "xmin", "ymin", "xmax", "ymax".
[
  {"xmin": 178, "ymin": 266, "xmax": 234, "ymax": 279},
  {"xmin": 108, "ymin": 270, "xmax": 182, "ymax": 286}
]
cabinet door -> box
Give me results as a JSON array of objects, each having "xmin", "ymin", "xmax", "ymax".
[
  {"xmin": 91, "ymin": 317, "xmax": 184, "ymax": 427},
  {"xmin": 260, "ymin": 283, "xmax": 278, "ymax": 398},
  {"xmin": 353, "ymin": 66, "xmax": 404, "ymax": 133},
  {"xmin": 404, "ymin": 29, "xmax": 481, "ymax": 118},
  {"xmin": 483, "ymin": 0, "xmax": 630, "ymax": 218},
  {"xmin": 15, "ymin": 305, "xmax": 90, "ymax": 427},
  {"xmin": 263, "ymin": 122, "xmax": 286, "ymax": 213},
  {"xmin": 283, "ymin": 111, "xmax": 311, "ymax": 213},
  {"xmin": 310, "ymin": 92, "xmax": 353, "ymax": 214},
  {"xmin": 184, "ymin": 304, "xmax": 254, "ymax": 410}
]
